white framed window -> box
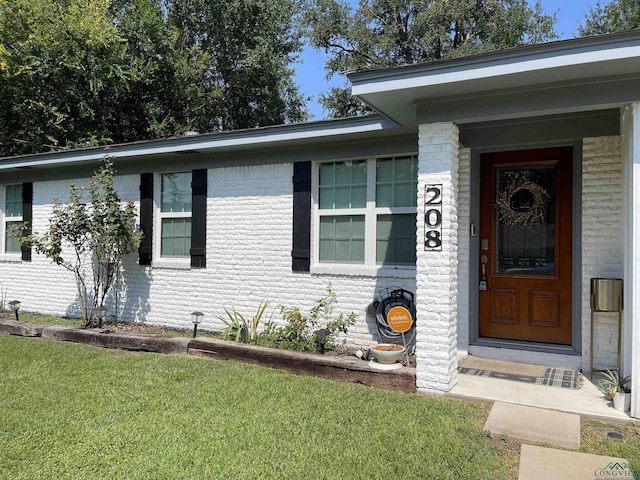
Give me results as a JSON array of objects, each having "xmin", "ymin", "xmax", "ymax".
[
  {"xmin": 1, "ymin": 184, "xmax": 23, "ymax": 255},
  {"xmin": 154, "ymin": 172, "xmax": 192, "ymax": 264},
  {"xmin": 313, "ymin": 154, "xmax": 418, "ymax": 276}
]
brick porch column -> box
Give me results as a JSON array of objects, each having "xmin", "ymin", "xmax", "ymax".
[{"xmin": 415, "ymin": 122, "xmax": 460, "ymax": 394}]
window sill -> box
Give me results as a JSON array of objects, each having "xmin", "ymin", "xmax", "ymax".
[
  {"xmin": 0, "ymin": 254, "xmax": 22, "ymax": 263},
  {"xmin": 310, "ymin": 264, "xmax": 416, "ymax": 278},
  {"xmin": 152, "ymin": 258, "xmax": 192, "ymax": 270}
]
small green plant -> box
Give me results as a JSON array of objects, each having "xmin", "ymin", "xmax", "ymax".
[
  {"xmin": 260, "ymin": 286, "xmax": 357, "ymax": 352},
  {"xmin": 216, "ymin": 300, "xmax": 269, "ymax": 344},
  {"xmin": 597, "ymin": 369, "xmax": 631, "ymax": 400}
]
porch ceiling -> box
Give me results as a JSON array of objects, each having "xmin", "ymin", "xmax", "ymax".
[{"xmin": 348, "ymin": 31, "xmax": 640, "ymax": 127}]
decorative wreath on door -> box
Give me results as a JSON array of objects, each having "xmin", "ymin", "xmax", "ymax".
[{"xmin": 497, "ymin": 172, "xmax": 549, "ymax": 226}]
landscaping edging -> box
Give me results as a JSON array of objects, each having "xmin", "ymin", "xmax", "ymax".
[
  {"xmin": 40, "ymin": 324, "xmax": 191, "ymax": 354},
  {"xmin": 189, "ymin": 338, "xmax": 416, "ymax": 392},
  {"xmin": 0, "ymin": 320, "xmax": 416, "ymax": 393}
]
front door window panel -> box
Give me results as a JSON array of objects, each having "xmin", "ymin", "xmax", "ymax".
[{"xmin": 495, "ymin": 165, "xmax": 556, "ymax": 276}]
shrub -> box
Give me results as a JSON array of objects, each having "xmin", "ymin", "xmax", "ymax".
[{"xmin": 260, "ymin": 286, "xmax": 357, "ymax": 352}]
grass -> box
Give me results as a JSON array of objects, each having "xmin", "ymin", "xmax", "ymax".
[
  {"xmin": 12, "ymin": 312, "xmax": 82, "ymax": 327},
  {"xmin": 4, "ymin": 312, "xmax": 221, "ymax": 338},
  {"xmin": 1, "ymin": 336, "xmax": 639, "ymax": 479},
  {"xmin": 582, "ymin": 419, "xmax": 640, "ymax": 471},
  {"xmin": 0, "ymin": 336, "xmax": 518, "ymax": 480}
]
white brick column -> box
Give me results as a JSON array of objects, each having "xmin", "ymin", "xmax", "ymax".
[
  {"xmin": 622, "ymin": 103, "xmax": 640, "ymax": 418},
  {"xmin": 416, "ymin": 122, "xmax": 459, "ymax": 394}
]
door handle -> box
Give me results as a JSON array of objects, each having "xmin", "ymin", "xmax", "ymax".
[{"xmin": 479, "ymin": 255, "xmax": 488, "ymax": 291}]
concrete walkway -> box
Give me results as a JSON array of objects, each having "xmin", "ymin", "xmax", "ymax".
[
  {"xmin": 519, "ymin": 445, "xmax": 632, "ymax": 480},
  {"xmin": 451, "ymin": 357, "xmax": 630, "ymax": 420},
  {"xmin": 483, "ymin": 401, "xmax": 633, "ymax": 479},
  {"xmin": 484, "ymin": 402, "xmax": 581, "ymax": 449}
]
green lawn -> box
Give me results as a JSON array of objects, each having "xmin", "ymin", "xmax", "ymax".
[
  {"xmin": 1, "ymin": 336, "xmax": 638, "ymax": 479},
  {"xmin": 0, "ymin": 336, "xmax": 516, "ymax": 479}
]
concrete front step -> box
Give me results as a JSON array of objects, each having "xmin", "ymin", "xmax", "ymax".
[
  {"xmin": 519, "ymin": 445, "xmax": 633, "ymax": 480},
  {"xmin": 484, "ymin": 402, "xmax": 581, "ymax": 449}
]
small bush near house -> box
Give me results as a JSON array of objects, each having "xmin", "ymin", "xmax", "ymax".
[
  {"xmin": 15, "ymin": 158, "xmax": 141, "ymax": 327},
  {"xmin": 259, "ymin": 286, "xmax": 357, "ymax": 352},
  {"xmin": 216, "ymin": 299, "xmax": 269, "ymax": 343}
]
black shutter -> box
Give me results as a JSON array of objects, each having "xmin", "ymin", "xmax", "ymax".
[
  {"xmin": 21, "ymin": 182, "xmax": 33, "ymax": 262},
  {"xmin": 138, "ymin": 173, "xmax": 153, "ymax": 266},
  {"xmin": 190, "ymin": 169, "xmax": 207, "ymax": 268},
  {"xmin": 292, "ymin": 161, "xmax": 311, "ymax": 272}
]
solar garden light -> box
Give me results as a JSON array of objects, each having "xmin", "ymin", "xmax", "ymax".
[
  {"xmin": 9, "ymin": 300, "xmax": 20, "ymax": 322},
  {"xmin": 314, "ymin": 328, "xmax": 331, "ymax": 354},
  {"xmin": 191, "ymin": 311, "xmax": 204, "ymax": 338},
  {"xmin": 96, "ymin": 305, "xmax": 107, "ymax": 328}
]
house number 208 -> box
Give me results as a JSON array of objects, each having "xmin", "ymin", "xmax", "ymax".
[{"xmin": 424, "ymin": 184, "xmax": 443, "ymax": 251}]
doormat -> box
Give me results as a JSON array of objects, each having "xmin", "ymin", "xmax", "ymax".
[{"xmin": 458, "ymin": 366, "xmax": 580, "ymax": 390}]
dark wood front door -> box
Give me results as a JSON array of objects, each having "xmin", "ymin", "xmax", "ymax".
[{"xmin": 479, "ymin": 147, "xmax": 572, "ymax": 345}]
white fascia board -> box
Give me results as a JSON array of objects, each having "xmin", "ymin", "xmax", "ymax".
[
  {"xmin": 351, "ymin": 45, "xmax": 640, "ymax": 96},
  {"xmin": 0, "ymin": 117, "xmax": 396, "ymax": 171}
]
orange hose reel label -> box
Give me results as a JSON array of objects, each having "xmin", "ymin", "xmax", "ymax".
[{"xmin": 387, "ymin": 306, "xmax": 413, "ymax": 333}]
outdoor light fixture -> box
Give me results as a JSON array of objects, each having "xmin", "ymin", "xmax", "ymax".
[
  {"xmin": 96, "ymin": 306, "xmax": 107, "ymax": 328},
  {"xmin": 191, "ymin": 311, "xmax": 204, "ymax": 338},
  {"xmin": 314, "ymin": 328, "xmax": 331, "ymax": 354},
  {"xmin": 9, "ymin": 300, "xmax": 20, "ymax": 322}
]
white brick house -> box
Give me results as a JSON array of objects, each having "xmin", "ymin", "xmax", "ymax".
[{"xmin": 2, "ymin": 31, "xmax": 640, "ymax": 417}]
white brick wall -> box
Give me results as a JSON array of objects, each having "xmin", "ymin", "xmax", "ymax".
[
  {"xmin": 1, "ymin": 164, "xmax": 415, "ymax": 348},
  {"xmin": 415, "ymin": 122, "xmax": 459, "ymax": 394},
  {"xmin": 582, "ymin": 136, "xmax": 624, "ymax": 372},
  {"xmin": 456, "ymin": 148, "xmax": 471, "ymax": 354}
]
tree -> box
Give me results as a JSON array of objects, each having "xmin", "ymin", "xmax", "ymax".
[
  {"xmin": 167, "ymin": 0, "xmax": 309, "ymax": 131},
  {"xmin": 17, "ymin": 159, "xmax": 142, "ymax": 327},
  {"xmin": 305, "ymin": 0, "xmax": 557, "ymax": 117},
  {"xmin": 0, "ymin": 0, "xmax": 308, "ymax": 157},
  {"xmin": 578, "ymin": 0, "xmax": 640, "ymax": 36},
  {"xmin": 0, "ymin": 0, "xmax": 134, "ymax": 156}
]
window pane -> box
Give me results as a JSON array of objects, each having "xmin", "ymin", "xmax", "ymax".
[
  {"xmin": 394, "ymin": 156, "xmax": 414, "ymax": 181},
  {"xmin": 376, "ymin": 158, "xmax": 394, "ymax": 182},
  {"xmin": 376, "ymin": 184, "xmax": 392, "ymax": 208},
  {"xmin": 319, "ymin": 215, "xmax": 365, "ymax": 263},
  {"xmin": 334, "ymin": 186, "xmax": 351, "ymax": 209},
  {"xmin": 5, "ymin": 185, "xmax": 22, "ymax": 217},
  {"xmin": 5, "ymin": 221, "xmax": 21, "ymax": 253},
  {"xmin": 318, "ymin": 186, "xmax": 334, "ymax": 209},
  {"xmin": 351, "ymin": 161, "xmax": 367, "ymax": 184},
  {"xmin": 161, "ymin": 173, "xmax": 191, "ymax": 213},
  {"xmin": 376, "ymin": 214, "xmax": 416, "ymax": 264},
  {"xmin": 319, "ymin": 163, "xmax": 334, "ymax": 186},
  {"xmin": 394, "ymin": 182, "xmax": 414, "ymax": 207},
  {"xmin": 495, "ymin": 166, "xmax": 556, "ymax": 275},
  {"xmin": 376, "ymin": 156, "xmax": 417, "ymax": 207},
  {"xmin": 161, "ymin": 218, "xmax": 191, "ymax": 257},
  {"xmin": 318, "ymin": 160, "xmax": 366, "ymax": 209},
  {"xmin": 351, "ymin": 185, "xmax": 366, "ymax": 207}
]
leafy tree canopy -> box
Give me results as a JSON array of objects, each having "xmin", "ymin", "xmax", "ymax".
[
  {"xmin": 0, "ymin": 0, "xmax": 308, "ymax": 156},
  {"xmin": 579, "ymin": 0, "xmax": 640, "ymax": 36},
  {"xmin": 305, "ymin": 0, "xmax": 557, "ymax": 117}
]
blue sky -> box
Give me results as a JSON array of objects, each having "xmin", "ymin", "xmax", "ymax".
[{"xmin": 294, "ymin": 0, "xmax": 609, "ymax": 119}]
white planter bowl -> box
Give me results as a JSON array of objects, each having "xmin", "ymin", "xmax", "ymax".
[{"xmin": 369, "ymin": 344, "xmax": 405, "ymax": 364}]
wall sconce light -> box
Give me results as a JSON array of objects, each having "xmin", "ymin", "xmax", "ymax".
[
  {"xmin": 191, "ymin": 311, "xmax": 204, "ymax": 338},
  {"xmin": 9, "ymin": 300, "xmax": 20, "ymax": 322}
]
